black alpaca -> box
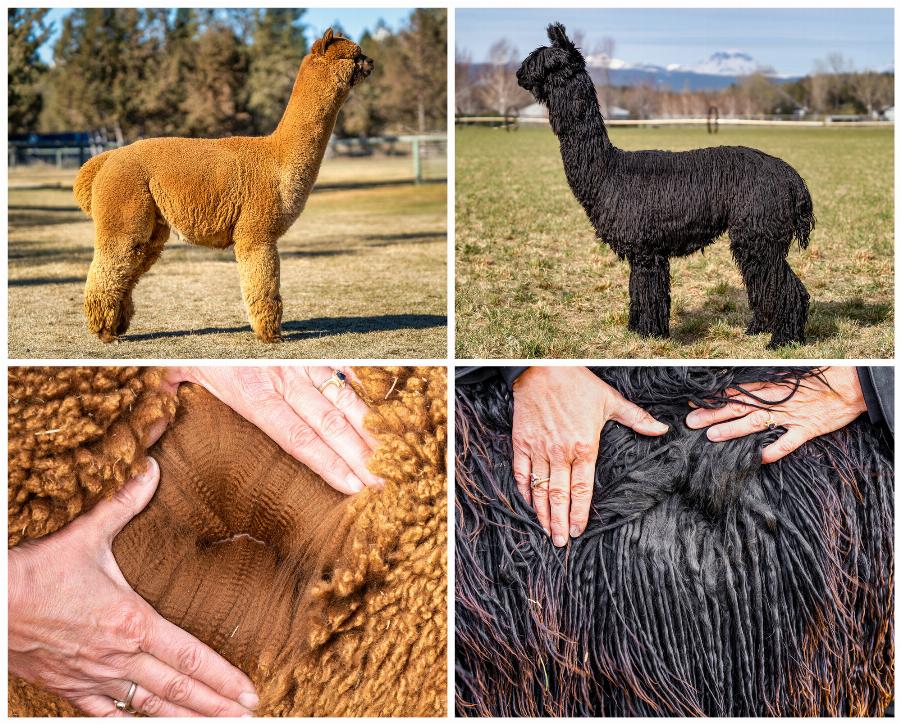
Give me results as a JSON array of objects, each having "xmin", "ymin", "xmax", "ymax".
[{"xmin": 517, "ymin": 24, "xmax": 815, "ymax": 348}]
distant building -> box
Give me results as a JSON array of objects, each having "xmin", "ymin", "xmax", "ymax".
[
  {"xmin": 603, "ymin": 105, "xmax": 631, "ymax": 120},
  {"xmin": 519, "ymin": 102, "xmax": 630, "ymax": 120},
  {"xmin": 519, "ymin": 103, "xmax": 548, "ymax": 119}
]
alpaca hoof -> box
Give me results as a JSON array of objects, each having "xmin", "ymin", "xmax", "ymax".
[
  {"xmin": 766, "ymin": 334, "xmax": 803, "ymax": 349},
  {"xmin": 97, "ymin": 329, "xmax": 120, "ymax": 344},
  {"xmin": 257, "ymin": 333, "xmax": 283, "ymax": 344},
  {"xmin": 745, "ymin": 320, "xmax": 768, "ymax": 335},
  {"xmin": 629, "ymin": 325, "xmax": 670, "ymax": 340}
]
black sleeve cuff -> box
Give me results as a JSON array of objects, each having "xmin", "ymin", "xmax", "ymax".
[
  {"xmin": 500, "ymin": 367, "xmax": 529, "ymax": 389},
  {"xmin": 857, "ymin": 367, "xmax": 894, "ymax": 436},
  {"xmin": 455, "ymin": 366, "xmax": 529, "ymax": 388}
]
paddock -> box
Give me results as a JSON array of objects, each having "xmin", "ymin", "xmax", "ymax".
[
  {"xmin": 8, "ymin": 155, "xmax": 447, "ymax": 359},
  {"xmin": 455, "ymin": 125, "xmax": 893, "ymax": 359}
]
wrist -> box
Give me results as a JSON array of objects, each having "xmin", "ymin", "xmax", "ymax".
[{"xmin": 834, "ymin": 367, "xmax": 868, "ymax": 416}]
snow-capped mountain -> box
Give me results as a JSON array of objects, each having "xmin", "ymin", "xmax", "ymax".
[
  {"xmin": 584, "ymin": 50, "xmax": 794, "ymax": 91},
  {"xmin": 682, "ymin": 51, "xmax": 764, "ymax": 77}
]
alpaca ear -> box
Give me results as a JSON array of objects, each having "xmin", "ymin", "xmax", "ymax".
[
  {"xmin": 312, "ymin": 28, "xmax": 336, "ymax": 56},
  {"xmin": 546, "ymin": 23, "xmax": 571, "ymax": 49}
]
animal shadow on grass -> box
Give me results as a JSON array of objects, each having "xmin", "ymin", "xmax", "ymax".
[
  {"xmin": 9, "ymin": 275, "xmax": 82, "ymax": 287},
  {"xmin": 669, "ymin": 285, "xmax": 889, "ymax": 346},
  {"xmin": 280, "ymin": 231, "xmax": 445, "ymax": 259},
  {"xmin": 8, "ymin": 239, "xmax": 94, "ymax": 268},
  {"xmin": 805, "ymin": 299, "xmax": 892, "ymax": 340},
  {"xmin": 126, "ymin": 314, "xmax": 447, "ymax": 342},
  {"xmin": 9, "ymin": 205, "xmax": 84, "ymax": 228}
]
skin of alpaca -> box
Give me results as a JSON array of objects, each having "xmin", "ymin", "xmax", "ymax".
[
  {"xmin": 516, "ymin": 24, "xmax": 815, "ymax": 349},
  {"xmin": 72, "ymin": 29, "xmax": 374, "ymax": 343}
]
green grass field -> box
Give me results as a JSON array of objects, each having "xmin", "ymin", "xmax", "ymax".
[
  {"xmin": 9, "ymin": 156, "xmax": 447, "ymax": 359},
  {"xmin": 456, "ymin": 125, "xmax": 893, "ymax": 359}
]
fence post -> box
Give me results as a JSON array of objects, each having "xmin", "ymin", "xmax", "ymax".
[{"xmin": 412, "ymin": 136, "xmax": 421, "ymax": 184}]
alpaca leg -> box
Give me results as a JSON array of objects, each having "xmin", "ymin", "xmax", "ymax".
[
  {"xmin": 731, "ymin": 238, "xmax": 809, "ymax": 348},
  {"xmin": 85, "ymin": 222, "xmax": 166, "ymax": 342},
  {"xmin": 627, "ymin": 255, "xmax": 671, "ymax": 338},
  {"xmin": 731, "ymin": 240, "xmax": 769, "ymax": 335},
  {"xmin": 234, "ymin": 236, "xmax": 282, "ymax": 343},
  {"xmin": 118, "ymin": 222, "xmax": 170, "ymax": 336},
  {"xmin": 764, "ymin": 260, "xmax": 809, "ymax": 348}
]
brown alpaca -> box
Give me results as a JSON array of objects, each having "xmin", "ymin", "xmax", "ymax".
[{"xmin": 73, "ymin": 30, "xmax": 373, "ymax": 343}]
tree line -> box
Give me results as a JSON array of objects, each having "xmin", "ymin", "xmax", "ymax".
[
  {"xmin": 456, "ymin": 39, "xmax": 893, "ymax": 120},
  {"xmin": 9, "ymin": 8, "xmax": 447, "ymax": 141}
]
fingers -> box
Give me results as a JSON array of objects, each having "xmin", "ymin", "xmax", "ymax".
[
  {"xmin": 249, "ymin": 393, "xmax": 363, "ymax": 494},
  {"xmin": 568, "ymin": 457, "xmax": 596, "ymax": 539},
  {"xmin": 547, "ymin": 457, "xmax": 571, "ymax": 547},
  {"xmin": 73, "ymin": 694, "xmax": 134, "ymax": 717},
  {"xmin": 511, "ymin": 445, "xmax": 532, "ymax": 507},
  {"xmin": 284, "ymin": 368, "xmax": 380, "ymax": 488},
  {"xmin": 705, "ymin": 408, "xmax": 776, "ymax": 442},
  {"xmin": 685, "ymin": 394, "xmax": 760, "ymax": 429},
  {"xmin": 319, "ymin": 367, "xmax": 381, "ymax": 450},
  {"xmin": 762, "ymin": 429, "xmax": 807, "ymax": 464},
  {"xmin": 87, "ymin": 458, "xmax": 160, "ymax": 542},
  {"xmin": 529, "ymin": 458, "xmax": 551, "ymax": 536},
  {"xmin": 610, "ymin": 395, "xmax": 669, "ymax": 436},
  {"xmin": 126, "ymin": 654, "xmax": 253, "ymax": 717},
  {"xmin": 142, "ymin": 614, "xmax": 258, "ymax": 714},
  {"xmin": 99, "ymin": 681, "xmax": 199, "ymax": 718}
]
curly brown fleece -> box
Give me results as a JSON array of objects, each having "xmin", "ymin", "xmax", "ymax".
[
  {"xmin": 8, "ymin": 367, "xmax": 178, "ymax": 548},
  {"xmin": 73, "ymin": 29, "xmax": 373, "ymax": 344},
  {"xmin": 8, "ymin": 366, "xmax": 447, "ymax": 717}
]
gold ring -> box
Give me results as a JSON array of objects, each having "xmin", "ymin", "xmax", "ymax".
[
  {"xmin": 530, "ymin": 474, "xmax": 550, "ymax": 490},
  {"xmin": 762, "ymin": 411, "xmax": 777, "ymax": 430},
  {"xmin": 114, "ymin": 681, "xmax": 138, "ymax": 714},
  {"xmin": 317, "ymin": 370, "xmax": 347, "ymax": 394}
]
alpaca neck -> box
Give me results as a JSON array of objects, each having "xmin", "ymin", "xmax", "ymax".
[
  {"xmin": 269, "ymin": 57, "xmax": 348, "ymax": 178},
  {"xmin": 548, "ymin": 74, "xmax": 614, "ymax": 195}
]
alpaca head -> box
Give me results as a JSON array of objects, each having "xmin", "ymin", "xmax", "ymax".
[
  {"xmin": 310, "ymin": 28, "xmax": 374, "ymax": 89},
  {"xmin": 517, "ymin": 23, "xmax": 589, "ymax": 105}
]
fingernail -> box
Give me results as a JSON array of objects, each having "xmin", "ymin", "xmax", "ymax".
[
  {"xmin": 685, "ymin": 411, "xmax": 699, "ymax": 427},
  {"xmin": 569, "ymin": 525, "xmax": 582, "ymax": 538},
  {"xmin": 138, "ymin": 457, "xmax": 158, "ymax": 483},
  {"xmin": 345, "ymin": 474, "xmax": 365, "ymax": 494},
  {"xmin": 652, "ymin": 420, "xmax": 669, "ymax": 433},
  {"xmin": 239, "ymin": 692, "xmax": 259, "ymax": 710},
  {"xmin": 552, "ymin": 534, "xmax": 567, "ymax": 547},
  {"xmin": 707, "ymin": 428, "xmax": 722, "ymax": 441}
]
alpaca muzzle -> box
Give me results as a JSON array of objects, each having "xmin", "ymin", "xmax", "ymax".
[
  {"xmin": 515, "ymin": 64, "xmax": 532, "ymax": 91},
  {"xmin": 353, "ymin": 56, "xmax": 374, "ymax": 84}
]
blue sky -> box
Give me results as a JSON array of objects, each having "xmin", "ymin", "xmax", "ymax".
[
  {"xmin": 38, "ymin": 8, "xmax": 414, "ymax": 64},
  {"xmin": 457, "ymin": 8, "xmax": 894, "ymax": 76}
]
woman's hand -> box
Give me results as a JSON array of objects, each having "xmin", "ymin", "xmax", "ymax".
[
  {"xmin": 167, "ymin": 367, "xmax": 381, "ymax": 495},
  {"xmin": 8, "ymin": 460, "xmax": 259, "ymax": 717},
  {"xmin": 685, "ymin": 367, "xmax": 868, "ymax": 463},
  {"xmin": 511, "ymin": 366, "xmax": 669, "ymax": 547}
]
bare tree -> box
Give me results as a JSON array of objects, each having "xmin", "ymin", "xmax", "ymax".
[
  {"xmin": 455, "ymin": 47, "xmax": 478, "ymax": 115},
  {"xmin": 592, "ymin": 36, "xmax": 615, "ymax": 115},
  {"xmin": 850, "ymin": 70, "xmax": 889, "ymax": 116},
  {"xmin": 479, "ymin": 39, "xmax": 527, "ymax": 116},
  {"xmin": 809, "ymin": 59, "xmax": 832, "ymax": 115}
]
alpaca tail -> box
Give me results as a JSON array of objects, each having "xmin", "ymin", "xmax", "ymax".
[
  {"xmin": 789, "ymin": 172, "xmax": 815, "ymax": 250},
  {"xmin": 73, "ymin": 149, "xmax": 116, "ymax": 216}
]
